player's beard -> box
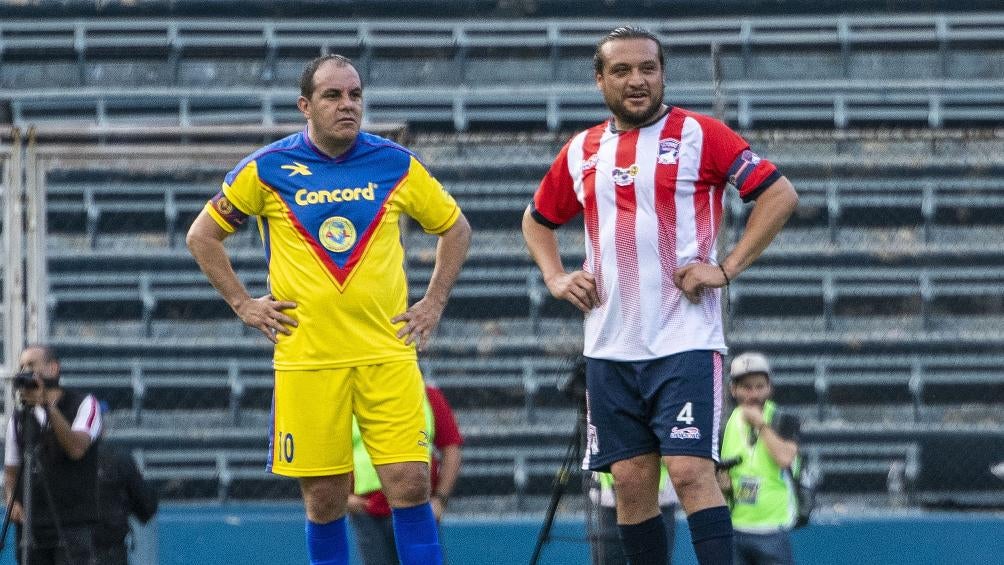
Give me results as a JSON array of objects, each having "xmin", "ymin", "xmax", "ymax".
[{"xmin": 608, "ymin": 84, "xmax": 665, "ymax": 129}]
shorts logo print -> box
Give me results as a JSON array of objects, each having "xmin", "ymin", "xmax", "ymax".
[{"xmin": 669, "ymin": 426, "xmax": 702, "ymax": 440}]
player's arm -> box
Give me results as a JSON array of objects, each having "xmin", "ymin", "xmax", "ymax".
[
  {"xmin": 674, "ymin": 177, "xmax": 798, "ymax": 303},
  {"xmin": 186, "ymin": 209, "xmax": 296, "ymax": 344},
  {"xmin": 719, "ymin": 176, "xmax": 799, "ymax": 284},
  {"xmin": 522, "ymin": 206, "xmax": 599, "ymax": 313},
  {"xmin": 425, "ymin": 211, "xmax": 472, "ymax": 309},
  {"xmin": 393, "ymin": 212, "xmax": 471, "ymax": 351}
]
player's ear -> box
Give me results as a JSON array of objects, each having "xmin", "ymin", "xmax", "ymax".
[{"xmin": 297, "ymin": 96, "xmax": 310, "ymax": 118}]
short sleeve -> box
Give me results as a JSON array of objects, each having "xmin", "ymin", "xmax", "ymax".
[
  {"xmin": 206, "ymin": 161, "xmax": 263, "ymax": 232},
  {"xmin": 699, "ymin": 117, "xmax": 781, "ymax": 203},
  {"xmin": 531, "ymin": 139, "xmax": 582, "ymax": 228},
  {"xmin": 397, "ymin": 156, "xmax": 461, "ymax": 234},
  {"xmin": 72, "ymin": 394, "xmax": 103, "ymax": 441},
  {"xmin": 4, "ymin": 416, "xmax": 18, "ymax": 467}
]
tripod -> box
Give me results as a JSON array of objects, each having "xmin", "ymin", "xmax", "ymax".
[{"xmin": 529, "ymin": 403, "xmax": 588, "ymax": 565}]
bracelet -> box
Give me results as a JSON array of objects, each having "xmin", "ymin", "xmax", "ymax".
[{"xmin": 718, "ymin": 264, "xmax": 730, "ymax": 286}]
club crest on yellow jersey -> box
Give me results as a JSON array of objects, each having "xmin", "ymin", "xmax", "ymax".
[{"xmin": 319, "ymin": 216, "xmax": 357, "ymax": 253}]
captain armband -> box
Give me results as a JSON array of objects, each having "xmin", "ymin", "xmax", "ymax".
[{"xmin": 210, "ymin": 191, "xmax": 250, "ymax": 228}]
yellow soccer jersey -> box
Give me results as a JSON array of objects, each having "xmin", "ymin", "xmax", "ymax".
[{"xmin": 204, "ymin": 130, "xmax": 460, "ymax": 369}]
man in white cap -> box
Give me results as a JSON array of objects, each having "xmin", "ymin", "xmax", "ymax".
[{"xmin": 718, "ymin": 352, "xmax": 801, "ymax": 565}]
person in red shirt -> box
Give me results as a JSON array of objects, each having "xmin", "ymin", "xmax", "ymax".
[{"xmin": 348, "ymin": 385, "xmax": 463, "ymax": 565}]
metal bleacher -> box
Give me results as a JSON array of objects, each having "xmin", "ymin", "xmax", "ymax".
[
  {"xmin": 2, "ymin": 14, "xmax": 1004, "ymax": 129},
  {"xmin": 2, "ymin": 9, "xmax": 1001, "ymax": 509},
  {"xmin": 29, "ymin": 125, "xmax": 1003, "ymax": 508}
]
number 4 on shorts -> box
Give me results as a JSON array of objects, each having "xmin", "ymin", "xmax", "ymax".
[{"xmin": 676, "ymin": 402, "xmax": 694, "ymax": 425}]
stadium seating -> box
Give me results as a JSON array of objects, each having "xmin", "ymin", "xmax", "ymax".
[
  {"xmin": 27, "ymin": 126, "xmax": 1001, "ymax": 508},
  {"xmin": 2, "ymin": 9, "xmax": 1002, "ymax": 511},
  {"xmin": 2, "ymin": 14, "xmax": 1004, "ymax": 129}
]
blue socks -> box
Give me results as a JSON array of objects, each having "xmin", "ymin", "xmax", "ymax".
[
  {"xmin": 618, "ymin": 514, "xmax": 669, "ymax": 565},
  {"xmin": 391, "ymin": 502, "xmax": 443, "ymax": 565},
  {"xmin": 687, "ymin": 506, "xmax": 734, "ymax": 565},
  {"xmin": 305, "ymin": 517, "xmax": 349, "ymax": 565}
]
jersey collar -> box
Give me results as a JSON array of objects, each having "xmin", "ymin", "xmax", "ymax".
[{"xmin": 608, "ymin": 105, "xmax": 673, "ymax": 135}]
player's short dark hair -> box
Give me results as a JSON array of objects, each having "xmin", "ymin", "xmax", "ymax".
[
  {"xmin": 300, "ymin": 54, "xmax": 359, "ymax": 99},
  {"xmin": 594, "ymin": 26, "xmax": 665, "ymax": 75}
]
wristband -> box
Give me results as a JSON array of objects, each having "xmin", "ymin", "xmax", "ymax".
[{"xmin": 718, "ymin": 264, "xmax": 730, "ymax": 286}]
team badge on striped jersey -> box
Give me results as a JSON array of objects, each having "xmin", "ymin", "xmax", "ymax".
[
  {"xmin": 657, "ymin": 138, "xmax": 681, "ymax": 164},
  {"xmin": 612, "ymin": 164, "xmax": 639, "ymax": 186}
]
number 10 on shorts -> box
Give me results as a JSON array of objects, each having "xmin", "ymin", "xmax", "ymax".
[{"xmin": 276, "ymin": 431, "xmax": 295, "ymax": 463}]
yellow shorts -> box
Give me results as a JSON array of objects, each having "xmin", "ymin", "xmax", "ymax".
[{"xmin": 269, "ymin": 360, "xmax": 429, "ymax": 477}]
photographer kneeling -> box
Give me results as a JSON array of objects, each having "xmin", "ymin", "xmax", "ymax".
[{"xmin": 4, "ymin": 345, "xmax": 102, "ymax": 565}]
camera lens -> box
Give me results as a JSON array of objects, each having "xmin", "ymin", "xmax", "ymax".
[{"xmin": 14, "ymin": 371, "xmax": 38, "ymax": 389}]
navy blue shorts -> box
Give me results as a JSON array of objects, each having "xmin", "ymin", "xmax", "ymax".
[{"xmin": 582, "ymin": 350, "xmax": 724, "ymax": 472}]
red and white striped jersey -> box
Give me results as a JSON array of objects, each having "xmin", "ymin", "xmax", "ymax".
[{"xmin": 532, "ymin": 106, "xmax": 780, "ymax": 361}]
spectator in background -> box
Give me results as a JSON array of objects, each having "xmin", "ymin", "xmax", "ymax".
[
  {"xmin": 717, "ymin": 352, "xmax": 800, "ymax": 565},
  {"xmin": 590, "ymin": 466, "xmax": 679, "ymax": 565},
  {"xmin": 4, "ymin": 344, "xmax": 103, "ymax": 565},
  {"xmin": 93, "ymin": 402, "xmax": 158, "ymax": 565},
  {"xmin": 348, "ymin": 384, "xmax": 463, "ymax": 565}
]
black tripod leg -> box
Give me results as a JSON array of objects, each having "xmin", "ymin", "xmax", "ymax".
[{"xmin": 529, "ymin": 418, "xmax": 583, "ymax": 565}]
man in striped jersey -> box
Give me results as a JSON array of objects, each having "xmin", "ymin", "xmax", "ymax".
[{"xmin": 523, "ymin": 27, "xmax": 799, "ymax": 565}]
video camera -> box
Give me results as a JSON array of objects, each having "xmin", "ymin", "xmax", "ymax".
[{"xmin": 11, "ymin": 371, "xmax": 58, "ymax": 390}]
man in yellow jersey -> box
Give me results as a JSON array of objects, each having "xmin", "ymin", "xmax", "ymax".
[{"xmin": 186, "ymin": 54, "xmax": 471, "ymax": 565}]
